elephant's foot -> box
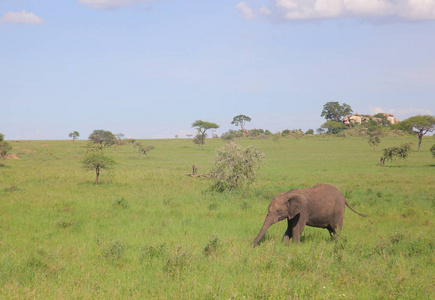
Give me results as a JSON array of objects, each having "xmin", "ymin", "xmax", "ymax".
[{"xmin": 282, "ymin": 235, "xmax": 290, "ymax": 246}]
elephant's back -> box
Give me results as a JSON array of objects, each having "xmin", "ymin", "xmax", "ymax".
[
  {"xmin": 290, "ymin": 184, "xmax": 346, "ymax": 206},
  {"xmin": 289, "ymin": 183, "xmax": 342, "ymax": 196}
]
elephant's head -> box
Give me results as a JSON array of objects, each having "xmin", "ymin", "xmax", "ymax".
[{"xmin": 252, "ymin": 192, "xmax": 305, "ymax": 246}]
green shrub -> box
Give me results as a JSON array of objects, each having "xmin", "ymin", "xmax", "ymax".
[
  {"xmin": 132, "ymin": 142, "xmax": 155, "ymax": 156},
  {"xmin": 209, "ymin": 142, "xmax": 265, "ymax": 192},
  {"xmin": 381, "ymin": 143, "xmax": 413, "ymax": 164},
  {"xmin": 220, "ymin": 130, "xmax": 243, "ymax": 141}
]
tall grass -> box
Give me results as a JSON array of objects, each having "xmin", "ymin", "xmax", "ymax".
[{"xmin": 0, "ymin": 136, "xmax": 434, "ymax": 299}]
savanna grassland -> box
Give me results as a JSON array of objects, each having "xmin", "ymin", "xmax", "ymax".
[{"xmin": 0, "ymin": 136, "xmax": 434, "ymax": 299}]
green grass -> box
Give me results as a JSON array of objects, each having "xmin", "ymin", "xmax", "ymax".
[{"xmin": 0, "ymin": 136, "xmax": 434, "ymax": 299}]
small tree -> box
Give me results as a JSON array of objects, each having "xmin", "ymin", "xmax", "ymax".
[
  {"xmin": 191, "ymin": 120, "xmax": 219, "ymax": 149},
  {"xmin": 367, "ymin": 125, "xmax": 382, "ymax": 151},
  {"xmin": 132, "ymin": 142, "xmax": 155, "ymax": 156},
  {"xmin": 430, "ymin": 144, "xmax": 435, "ymax": 158},
  {"xmin": 396, "ymin": 115, "xmax": 435, "ymax": 152},
  {"xmin": 231, "ymin": 115, "xmax": 251, "ymax": 131},
  {"xmin": 82, "ymin": 152, "xmax": 116, "ymax": 184},
  {"xmin": 321, "ymin": 101, "xmax": 353, "ymax": 123},
  {"xmin": 381, "ymin": 143, "xmax": 413, "ymax": 165},
  {"xmin": 210, "ymin": 142, "xmax": 265, "ymax": 192},
  {"xmin": 305, "ymin": 129, "xmax": 314, "ymax": 135},
  {"xmin": 368, "ymin": 136, "xmax": 381, "ymax": 151},
  {"xmin": 69, "ymin": 131, "xmax": 80, "ymax": 143},
  {"xmin": 320, "ymin": 120, "xmax": 348, "ymax": 134},
  {"xmin": 115, "ymin": 133, "xmax": 125, "ymax": 141},
  {"xmin": 0, "ymin": 140, "xmax": 12, "ymax": 165},
  {"xmin": 88, "ymin": 130, "xmax": 116, "ymax": 148}
]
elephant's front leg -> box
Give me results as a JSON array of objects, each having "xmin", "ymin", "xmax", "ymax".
[
  {"xmin": 282, "ymin": 218, "xmax": 293, "ymax": 245},
  {"xmin": 291, "ymin": 214, "xmax": 306, "ymax": 243}
]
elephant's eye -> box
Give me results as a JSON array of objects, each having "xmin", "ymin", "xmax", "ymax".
[{"xmin": 277, "ymin": 209, "xmax": 282, "ymax": 213}]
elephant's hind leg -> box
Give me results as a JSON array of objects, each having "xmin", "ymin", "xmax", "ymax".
[{"xmin": 327, "ymin": 226, "xmax": 339, "ymax": 240}]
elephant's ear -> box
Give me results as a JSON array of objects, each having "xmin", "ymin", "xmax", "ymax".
[{"xmin": 286, "ymin": 194, "xmax": 307, "ymax": 219}]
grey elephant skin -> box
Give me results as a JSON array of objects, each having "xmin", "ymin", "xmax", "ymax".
[{"xmin": 253, "ymin": 184, "xmax": 368, "ymax": 246}]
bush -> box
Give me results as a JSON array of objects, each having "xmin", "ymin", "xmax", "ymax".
[
  {"xmin": 193, "ymin": 134, "xmax": 205, "ymax": 146},
  {"xmin": 381, "ymin": 143, "xmax": 413, "ymax": 164},
  {"xmin": 209, "ymin": 142, "xmax": 265, "ymax": 192},
  {"xmin": 132, "ymin": 142, "xmax": 155, "ymax": 156},
  {"xmin": 430, "ymin": 144, "xmax": 435, "ymax": 158},
  {"xmin": 0, "ymin": 140, "xmax": 12, "ymax": 165},
  {"xmin": 88, "ymin": 130, "xmax": 116, "ymax": 147},
  {"xmin": 220, "ymin": 130, "xmax": 243, "ymax": 142}
]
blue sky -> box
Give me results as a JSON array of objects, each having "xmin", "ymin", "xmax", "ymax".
[{"xmin": 1, "ymin": 0, "xmax": 434, "ymax": 140}]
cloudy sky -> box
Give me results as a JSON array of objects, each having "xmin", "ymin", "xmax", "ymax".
[{"xmin": 1, "ymin": 0, "xmax": 434, "ymax": 140}]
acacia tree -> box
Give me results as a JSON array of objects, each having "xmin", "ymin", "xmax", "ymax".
[
  {"xmin": 82, "ymin": 152, "xmax": 115, "ymax": 184},
  {"xmin": 231, "ymin": 115, "xmax": 252, "ymax": 131},
  {"xmin": 397, "ymin": 115, "xmax": 435, "ymax": 152},
  {"xmin": 88, "ymin": 130, "xmax": 116, "ymax": 148},
  {"xmin": 321, "ymin": 101, "xmax": 353, "ymax": 123},
  {"xmin": 191, "ymin": 120, "xmax": 219, "ymax": 149},
  {"xmin": 69, "ymin": 131, "xmax": 80, "ymax": 143}
]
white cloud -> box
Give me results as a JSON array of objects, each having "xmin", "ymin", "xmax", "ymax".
[
  {"xmin": 368, "ymin": 106, "xmax": 385, "ymax": 115},
  {"xmin": 246, "ymin": 0, "xmax": 435, "ymax": 22},
  {"xmin": 369, "ymin": 106, "xmax": 433, "ymax": 119},
  {"xmin": 78, "ymin": 0, "xmax": 149, "ymax": 9},
  {"xmin": 236, "ymin": 2, "xmax": 254, "ymax": 20},
  {"xmin": 388, "ymin": 108, "xmax": 433, "ymax": 118},
  {"xmin": 0, "ymin": 10, "xmax": 44, "ymax": 24}
]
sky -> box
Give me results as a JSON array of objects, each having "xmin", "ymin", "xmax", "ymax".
[{"xmin": 1, "ymin": 0, "xmax": 434, "ymax": 140}]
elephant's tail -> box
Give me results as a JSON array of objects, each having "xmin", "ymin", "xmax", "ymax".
[{"xmin": 345, "ymin": 201, "xmax": 369, "ymax": 217}]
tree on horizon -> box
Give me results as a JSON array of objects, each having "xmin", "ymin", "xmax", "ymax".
[
  {"xmin": 69, "ymin": 131, "xmax": 80, "ymax": 143},
  {"xmin": 231, "ymin": 115, "xmax": 252, "ymax": 131},
  {"xmin": 321, "ymin": 101, "xmax": 353, "ymax": 123},
  {"xmin": 396, "ymin": 115, "xmax": 435, "ymax": 152},
  {"xmin": 191, "ymin": 120, "xmax": 219, "ymax": 149}
]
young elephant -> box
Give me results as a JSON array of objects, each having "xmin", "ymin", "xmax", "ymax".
[{"xmin": 252, "ymin": 184, "xmax": 367, "ymax": 246}]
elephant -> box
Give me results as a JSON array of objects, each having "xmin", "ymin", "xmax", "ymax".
[{"xmin": 252, "ymin": 184, "xmax": 368, "ymax": 246}]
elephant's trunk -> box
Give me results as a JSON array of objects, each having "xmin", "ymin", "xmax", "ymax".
[{"xmin": 252, "ymin": 214, "xmax": 275, "ymax": 247}]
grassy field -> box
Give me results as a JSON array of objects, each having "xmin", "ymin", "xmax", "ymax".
[{"xmin": 0, "ymin": 136, "xmax": 434, "ymax": 299}]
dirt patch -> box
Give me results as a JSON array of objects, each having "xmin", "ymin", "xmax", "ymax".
[
  {"xmin": 13, "ymin": 147, "xmax": 37, "ymax": 153},
  {"xmin": 7, "ymin": 147, "xmax": 38, "ymax": 160}
]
